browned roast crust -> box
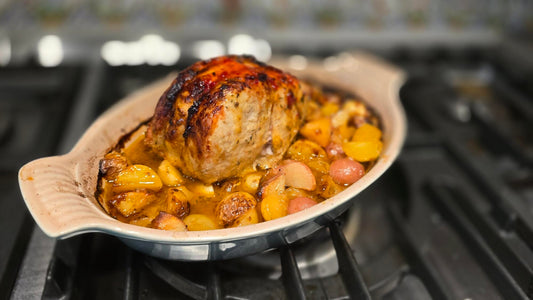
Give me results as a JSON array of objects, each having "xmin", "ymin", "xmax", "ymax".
[{"xmin": 146, "ymin": 55, "xmax": 307, "ymax": 183}]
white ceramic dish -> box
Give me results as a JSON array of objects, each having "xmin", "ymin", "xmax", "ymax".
[{"xmin": 18, "ymin": 52, "xmax": 406, "ymax": 260}]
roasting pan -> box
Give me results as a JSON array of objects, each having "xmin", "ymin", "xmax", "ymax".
[{"xmin": 18, "ymin": 52, "xmax": 406, "ymax": 260}]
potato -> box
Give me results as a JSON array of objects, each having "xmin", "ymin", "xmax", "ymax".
[
  {"xmin": 325, "ymin": 143, "xmax": 345, "ymax": 161},
  {"xmin": 231, "ymin": 208, "xmax": 259, "ymax": 227},
  {"xmin": 242, "ymin": 172, "xmax": 263, "ymax": 194},
  {"xmin": 188, "ymin": 182, "xmax": 215, "ymax": 198},
  {"xmin": 306, "ymin": 160, "xmax": 330, "ymax": 175},
  {"xmin": 329, "ymin": 158, "xmax": 365, "ymax": 185},
  {"xmin": 218, "ymin": 178, "xmax": 242, "ymax": 194},
  {"xmin": 305, "ymin": 100, "xmax": 322, "ymax": 121},
  {"xmin": 331, "ymin": 110, "xmax": 350, "ymax": 128},
  {"xmin": 261, "ymin": 194, "xmax": 288, "ymax": 221},
  {"xmin": 285, "ymin": 187, "xmax": 312, "ymax": 200},
  {"xmin": 183, "ymin": 214, "xmax": 219, "ymax": 231},
  {"xmin": 320, "ymin": 102, "xmax": 339, "ymax": 116},
  {"xmin": 342, "ymin": 100, "xmax": 367, "ymax": 116},
  {"xmin": 111, "ymin": 191, "xmax": 157, "ymax": 217},
  {"xmin": 165, "ymin": 187, "xmax": 192, "ymax": 219},
  {"xmin": 286, "ymin": 140, "xmax": 327, "ymax": 164},
  {"xmin": 99, "ymin": 151, "xmax": 128, "ymax": 180},
  {"xmin": 151, "ymin": 212, "xmax": 187, "ymax": 231},
  {"xmin": 157, "ymin": 160, "xmax": 184, "ymax": 186},
  {"xmin": 318, "ymin": 175, "xmax": 345, "ymax": 198},
  {"xmin": 343, "ymin": 140, "xmax": 383, "ymax": 162},
  {"xmin": 334, "ymin": 125, "xmax": 356, "ymax": 142},
  {"xmin": 98, "ymin": 178, "xmax": 115, "ymax": 214},
  {"xmin": 215, "ymin": 192, "xmax": 257, "ymax": 227},
  {"xmin": 281, "ymin": 160, "xmax": 316, "ymax": 191},
  {"xmin": 257, "ymin": 171, "xmax": 286, "ymax": 199},
  {"xmin": 352, "ymin": 123, "xmax": 382, "ymax": 142},
  {"xmin": 113, "ymin": 165, "xmax": 163, "ymax": 193},
  {"xmin": 288, "ymin": 197, "xmax": 318, "ymax": 214},
  {"xmin": 129, "ymin": 216, "xmax": 155, "ymax": 228},
  {"xmin": 299, "ymin": 118, "xmax": 332, "ymax": 147},
  {"xmin": 331, "ymin": 101, "xmax": 367, "ymax": 128}
]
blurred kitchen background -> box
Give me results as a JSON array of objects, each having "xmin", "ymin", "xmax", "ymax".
[{"xmin": 0, "ymin": 0, "xmax": 532, "ymax": 67}]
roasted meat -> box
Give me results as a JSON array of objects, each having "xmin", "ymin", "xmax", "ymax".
[{"xmin": 146, "ymin": 55, "xmax": 309, "ymax": 183}]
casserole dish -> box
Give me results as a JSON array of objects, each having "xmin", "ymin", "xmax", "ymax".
[{"xmin": 18, "ymin": 52, "xmax": 406, "ymax": 260}]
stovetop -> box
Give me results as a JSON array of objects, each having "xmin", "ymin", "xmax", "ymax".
[{"xmin": 1, "ymin": 48, "xmax": 533, "ymax": 299}]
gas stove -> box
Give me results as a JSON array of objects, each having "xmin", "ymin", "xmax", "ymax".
[{"xmin": 1, "ymin": 47, "xmax": 532, "ymax": 299}]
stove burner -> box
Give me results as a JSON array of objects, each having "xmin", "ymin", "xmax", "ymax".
[{"xmin": 222, "ymin": 204, "xmax": 362, "ymax": 279}]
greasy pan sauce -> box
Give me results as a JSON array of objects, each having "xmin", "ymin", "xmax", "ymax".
[{"xmin": 96, "ymin": 85, "xmax": 382, "ymax": 231}]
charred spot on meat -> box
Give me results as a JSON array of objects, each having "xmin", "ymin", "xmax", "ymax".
[{"xmin": 145, "ymin": 55, "xmax": 309, "ymax": 183}]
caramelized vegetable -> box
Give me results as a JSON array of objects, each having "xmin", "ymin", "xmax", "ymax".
[
  {"xmin": 113, "ymin": 165, "xmax": 162, "ymax": 193},
  {"xmin": 329, "ymin": 158, "xmax": 365, "ymax": 185},
  {"xmin": 261, "ymin": 194, "xmax": 289, "ymax": 221},
  {"xmin": 151, "ymin": 212, "xmax": 187, "ymax": 231},
  {"xmin": 257, "ymin": 171, "xmax": 286, "ymax": 200},
  {"xmin": 99, "ymin": 151, "xmax": 128, "ymax": 180},
  {"xmin": 157, "ymin": 160, "xmax": 185, "ymax": 186},
  {"xmin": 165, "ymin": 187, "xmax": 191, "ymax": 219},
  {"xmin": 320, "ymin": 102, "xmax": 339, "ymax": 117},
  {"xmin": 183, "ymin": 214, "xmax": 219, "ymax": 231},
  {"xmin": 299, "ymin": 118, "xmax": 331, "ymax": 147},
  {"xmin": 215, "ymin": 192, "xmax": 257, "ymax": 227},
  {"xmin": 188, "ymin": 182, "xmax": 215, "ymax": 198},
  {"xmin": 318, "ymin": 175, "xmax": 345, "ymax": 198},
  {"xmin": 343, "ymin": 140, "xmax": 383, "ymax": 162},
  {"xmin": 281, "ymin": 160, "xmax": 316, "ymax": 191},
  {"xmin": 352, "ymin": 123, "xmax": 382, "ymax": 142},
  {"xmin": 242, "ymin": 172, "xmax": 263, "ymax": 194},
  {"xmin": 286, "ymin": 140, "xmax": 327, "ymax": 163},
  {"xmin": 288, "ymin": 197, "xmax": 318, "ymax": 214},
  {"xmin": 96, "ymin": 78, "xmax": 383, "ymax": 231},
  {"xmin": 232, "ymin": 209, "xmax": 259, "ymax": 227},
  {"xmin": 111, "ymin": 191, "xmax": 156, "ymax": 217}
]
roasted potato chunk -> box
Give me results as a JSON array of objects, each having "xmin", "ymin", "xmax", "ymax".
[
  {"xmin": 111, "ymin": 191, "xmax": 156, "ymax": 217},
  {"xmin": 165, "ymin": 187, "xmax": 191, "ymax": 219},
  {"xmin": 231, "ymin": 208, "xmax": 259, "ymax": 227},
  {"xmin": 343, "ymin": 140, "xmax": 383, "ymax": 162},
  {"xmin": 299, "ymin": 118, "xmax": 332, "ymax": 147},
  {"xmin": 99, "ymin": 151, "xmax": 128, "ymax": 180},
  {"xmin": 218, "ymin": 178, "xmax": 242, "ymax": 194},
  {"xmin": 157, "ymin": 160, "xmax": 185, "ymax": 186},
  {"xmin": 242, "ymin": 172, "xmax": 263, "ymax": 194},
  {"xmin": 188, "ymin": 182, "xmax": 215, "ymax": 198},
  {"xmin": 286, "ymin": 140, "xmax": 327, "ymax": 164},
  {"xmin": 113, "ymin": 165, "xmax": 163, "ymax": 193},
  {"xmin": 281, "ymin": 160, "xmax": 316, "ymax": 191},
  {"xmin": 151, "ymin": 212, "xmax": 187, "ymax": 231},
  {"xmin": 257, "ymin": 170, "xmax": 285, "ymax": 200},
  {"xmin": 318, "ymin": 175, "xmax": 345, "ymax": 198},
  {"xmin": 215, "ymin": 192, "xmax": 257, "ymax": 227},
  {"xmin": 183, "ymin": 214, "xmax": 219, "ymax": 231},
  {"xmin": 261, "ymin": 194, "xmax": 288, "ymax": 221}
]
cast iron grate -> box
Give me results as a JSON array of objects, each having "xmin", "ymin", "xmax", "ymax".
[
  {"xmin": 0, "ymin": 66, "xmax": 82, "ymax": 300},
  {"xmin": 138, "ymin": 221, "xmax": 372, "ymax": 300}
]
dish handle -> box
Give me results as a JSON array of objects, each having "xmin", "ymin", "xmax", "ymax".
[{"xmin": 18, "ymin": 156, "xmax": 103, "ymax": 238}]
